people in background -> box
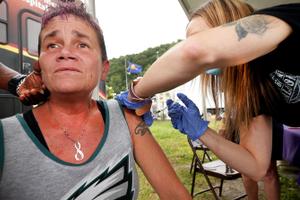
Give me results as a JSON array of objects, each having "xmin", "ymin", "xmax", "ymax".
[
  {"xmin": 117, "ymin": 0, "xmax": 300, "ymax": 199},
  {"xmin": 0, "ymin": 2, "xmax": 191, "ymax": 200}
]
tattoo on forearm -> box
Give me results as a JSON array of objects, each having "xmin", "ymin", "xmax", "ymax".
[
  {"xmin": 223, "ymin": 15, "xmax": 269, "ymax": 41},
  {"xmin": 135, "ymin": 121, "xmax": 151, "ymax": 136}
]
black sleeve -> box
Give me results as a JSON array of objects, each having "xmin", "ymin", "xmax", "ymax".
[
  {"xmin": 7, "ymin": 74, "xmax": 26, "ymax": 96},
  {"xmin": 253, "ymin": 3, "xmax": 300, "ymax": 33}
]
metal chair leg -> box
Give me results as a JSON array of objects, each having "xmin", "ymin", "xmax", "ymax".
[
  {"xmin": 219, "ymin": 179, "xmax": 224, "ymax": 196},
  {"xmin": 191, "ymin": 161, "xmax": 197, "ymax": 196},
  {"xmin": 190, "ymin": 154, "xmax": 195, "ymax": 174},
  {"xmin": 202, "ymin": 151, "xmax": 206, "ymax": 163},
  {"xmin": 205, "ymin": 150, "xmax": 212, "ymax": 161}
]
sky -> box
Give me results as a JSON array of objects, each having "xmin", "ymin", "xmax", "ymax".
[{"xmin": 95, "ymin": 0, "xmax": 189, "ymax": 59}]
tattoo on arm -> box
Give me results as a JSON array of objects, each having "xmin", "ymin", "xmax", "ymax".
[
  {"xmin": 135, "ymin": 121, "xmax": 151, "ymax": 136},
  {"xmin": 223, "ymin": 15, "xmax": 269, "ymax": 41}
]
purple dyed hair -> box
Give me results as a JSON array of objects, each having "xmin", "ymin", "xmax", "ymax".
[{"xmin": 38, "ymin": 0, "xmax": 108, "ymax": 61}]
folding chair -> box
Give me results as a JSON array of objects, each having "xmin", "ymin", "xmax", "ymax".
[
  {"xmin": 189, "ymin": 139, "xmax": 212, "ymax": 174},
  {"xmin": 188, "ymin": 138, "xmax": 247, "ymax": 200}
]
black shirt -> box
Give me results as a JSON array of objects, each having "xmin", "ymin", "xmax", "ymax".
[{"xmin": 251, "ymin": 3, "xmax": 300, "ymax": 126}]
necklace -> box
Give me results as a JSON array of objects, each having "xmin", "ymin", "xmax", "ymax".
[{"xmin": 47, "ymin": 101, "xmax": 91, "ymax": 161}]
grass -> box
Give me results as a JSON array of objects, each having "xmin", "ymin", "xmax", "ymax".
[
  {"xmin": 136, "ymin": 120, "xmax": 300, "ymax": 200},
  {"xmin": 137, "ymin": 120, "xmax": 192, "ymax": 199}
]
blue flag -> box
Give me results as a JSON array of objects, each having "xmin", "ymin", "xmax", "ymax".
[{"xmin": 127, "ymin": 61, "xmax": 142, "ymax": 74}]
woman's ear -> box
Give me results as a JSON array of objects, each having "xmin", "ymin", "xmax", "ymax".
[
  {"xmin": 100, "ymin": 60, "xmax": 110, "ymax": 81},
  {"xmin": 33, "ymin": 61, "xmax": 41, "ymax": 74}
]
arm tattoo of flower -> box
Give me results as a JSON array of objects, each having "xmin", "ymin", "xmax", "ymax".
[
  {"xmin": 135, "ymin": 121, "xmax": 151, "ymax": 136},
  {"xmin": 224, "ymin": 15, "xmax": 269, "ymax": 41}
]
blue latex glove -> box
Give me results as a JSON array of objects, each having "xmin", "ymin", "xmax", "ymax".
[
  {"xmin": 142, "ymin": 111, "xmax": 154, "ymax": 126},
  {"xmin": 166, "ymin": 93, "xmax": 209, "ymax": 141},
  {"xmin": 115, "ymin": 91, "xmax": 154, "ymax": 126}
]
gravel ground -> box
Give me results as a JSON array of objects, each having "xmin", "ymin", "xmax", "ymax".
[
  {"xmin": 192, "ymin": 178, "xmax": 266, "ymax": 200},
  {"xmin": 221, "ymin": 178, "xmax": 266, "ymax": 200}
]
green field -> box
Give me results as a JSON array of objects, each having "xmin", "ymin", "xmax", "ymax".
[{"xmin": 136, "ymin": 120, "xmax": 300, "ymax": 200}]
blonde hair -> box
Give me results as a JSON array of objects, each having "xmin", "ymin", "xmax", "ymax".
[
  {"xmin": 191, "ymin": 0, "xmax": 279, "ymax": 141},
  {"xmin": 191, "ymin": 0, "xmax": 254, "ymax": 25}
]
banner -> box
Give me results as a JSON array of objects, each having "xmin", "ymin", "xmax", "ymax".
[{"xmin": 127, "ymin": 61, "xmax": 142, "ymax": 74}]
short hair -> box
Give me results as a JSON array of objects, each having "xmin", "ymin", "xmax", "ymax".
[{"xmin": 38, "ymin": 0, "xmax": 108, "ymax": 61}]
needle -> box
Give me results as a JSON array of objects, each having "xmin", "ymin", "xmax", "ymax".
[{"xmin": 154, "ymin": 106, "xmax": 168, "ymax": 114}]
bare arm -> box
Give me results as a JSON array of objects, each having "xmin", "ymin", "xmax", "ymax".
[
  {"xmin": 0, "ymin": 62, "xmax": 19, "ymax": 90},
  {"xmin": 200, "ymin": 115, "xmax": 272, "ymax": 181},
  {"xmin": 0, "ymin": 62, "xmax": 48, "ymax": 105},
  {"xmin": 124, "ymin": 109, "xmax": 191, "ymax": 200},
  {"xmin": 134, "ymin": 14, "xmax": 292, "ymax": 98}
]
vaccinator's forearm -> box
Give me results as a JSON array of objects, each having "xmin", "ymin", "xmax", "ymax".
[{"xmin": 0, "ymin": 62, "xmax": 19, "ymax": 90}]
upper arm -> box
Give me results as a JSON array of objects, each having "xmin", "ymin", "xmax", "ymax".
[
  {"xmin": 184, "ymin": 14, "xmax": 292, "ymax": 69},
  {"xmin": 123, "ymin": 109, "xmax": 191, "ymax": 200}
]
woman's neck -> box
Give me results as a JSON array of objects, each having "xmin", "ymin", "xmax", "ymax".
[
  {"xmin": 32, "ymin": 98, "xmax": 103, "ymax": 164},
  {"xmin": 47, "ymin": 98, "xmax": 94, "ymax": 116}
]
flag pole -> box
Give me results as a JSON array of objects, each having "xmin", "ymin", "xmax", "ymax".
[{"xmin": 124, "ymin": 57, "xmax": 128, "ymax": 89}]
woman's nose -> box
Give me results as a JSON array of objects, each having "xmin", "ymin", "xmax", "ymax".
[{"xmin": 57, "ymin": 46, "xmax": 76, "ymax": 61}]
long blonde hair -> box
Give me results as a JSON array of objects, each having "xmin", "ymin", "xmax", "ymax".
[{"xmin": 191, "ymin": 0, "xmax": 279, "ymax": 141}]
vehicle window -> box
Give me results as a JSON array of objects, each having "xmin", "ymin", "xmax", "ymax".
[
  {"xmin": 0, "ymin": 2, "xmax": 8, "ymax": 43},
  {"xmin": 0, "ymin": 2, "xmax": 7, "ymax": 21},
  {"xmin": 27, "ymin": 18, "xmax": 41, "ymax": 55},
  {"xmin": 0, "ymin": 23, "xmax": 7, "ymax": 43}
]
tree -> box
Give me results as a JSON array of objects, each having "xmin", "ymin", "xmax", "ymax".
[{"xmin": 107, "ymin": 40, "xmax": 181, "ymax": 94}]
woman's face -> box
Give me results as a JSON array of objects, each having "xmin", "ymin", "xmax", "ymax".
[
  {"xmin": 38, "ymin": 15, "xmax": 109, "ymax": 96},
  {"xmin": 186, "ymin": 16, "xmax": 211, "ymax": 38}
]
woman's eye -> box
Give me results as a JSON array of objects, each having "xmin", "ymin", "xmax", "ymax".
[
  {"xmin": 47, "ymin": 43, "xmax": 59, "ymax": 49},
  {"xmin": 78, "ymin": 43, "xmax": 89, "ymax": 48}
]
